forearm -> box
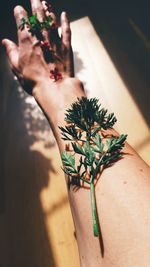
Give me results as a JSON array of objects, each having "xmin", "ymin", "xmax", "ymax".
[
  {"xmin": 33, "ymin": 77, "xmax": 85, "ymax": 150},
  {"xmin": 33, "ymin": 78, "xmax": 150, "ymax": 267},
  {"xmin": 69, "ymin": 150, "xmax": 150, "ymax": 267}
]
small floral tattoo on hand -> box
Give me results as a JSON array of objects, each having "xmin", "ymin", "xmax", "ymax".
[{"xmin": 50, "ymin": 68, "xmax": 62, "ymax": 82}]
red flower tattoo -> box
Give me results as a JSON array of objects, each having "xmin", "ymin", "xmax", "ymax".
[
  {"xmin": 50, "ymin": 68, "xmax": 62, "ymax": 82},
  {"xmin": 40, "ymin": 41, "xmax": 51, "ymax": 51}
]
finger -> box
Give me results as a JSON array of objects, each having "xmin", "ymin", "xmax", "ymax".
[
  {"xmin": 14, "ymin": 5, "xmax": 28, "ymax": 28},
  {"xmin": 14, "ymin": 6, "xmax": 32, "ymax": 44},
  {"xmin": 41, "ymin": 1, "xmax": 60, "ymax": 46},
  {"xmin": 61, "ymin": 12, "xmax": 71, "ymax": 49},
  {"xmin": 30, "ymin": 0, "xmax": 44, "ymax": 21},
  {"xmin": 30, "ymin": 0, "xmax": 52, "ymax": 48},
  {"xmin": 2, "ymin": 39, "xmax": 19, "ymax": 69},
  {"xmin": 64, "ymin": 48, "xmax": 74, "ymax": 77},
  {"xmin": 41, "ymin": 1, "xmax": 56, "ymax": 23}
]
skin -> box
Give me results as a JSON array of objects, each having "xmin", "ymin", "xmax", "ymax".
[{"xmin": 2, "ymin": 1, "xmax": 150, "ymax": 267}]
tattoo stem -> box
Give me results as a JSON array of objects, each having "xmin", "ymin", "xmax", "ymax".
[{"xmin": 90, "ymin": 182, "xmax": 99, "ymax": 236}]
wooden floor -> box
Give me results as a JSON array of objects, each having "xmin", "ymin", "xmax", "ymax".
[{"xmin": 0, "ymin": 1, "xmax": 150, "ymax": 266}]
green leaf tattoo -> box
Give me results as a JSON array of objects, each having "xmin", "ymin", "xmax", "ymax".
[
  {"xmin": 18, "ymin": 14, "xmax": 53, "ymax": 38},
  {"xmin": 60, "ymin": 97, "xmax": 127, "ymax": 237}
]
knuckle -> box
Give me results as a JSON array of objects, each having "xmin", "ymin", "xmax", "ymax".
[
  {"xmin": 20, "ymin": 35, "xmax": 32, "ymax": 45},
  {"xmin": 6, "ymin": 44, "xmax": 14, "ymax": 54},
  {"xmin": 64, "ymin": 26, "xmax": 71, "ymax": 34},
  {"xmin": 19, "ymin": 53, "xmax": 26, "ymax": 64},
  {"xmin": 21, "ymin": 35, "xmax": 31, "ymax": 43},
  {"xmin": 20, "ymin": 31, "xmax": 31, "ymax": 42},
  {"xmin": 33, "ymin": 49, "xmax": 42, "ymax": 58},
  {"xmin": 36, "ymin": 6, "xmax": 43, "ymax": 12}
]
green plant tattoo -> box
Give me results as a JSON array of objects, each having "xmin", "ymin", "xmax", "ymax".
[
  {"xmin": 60, "ymin": 97, "xmax": 127, "ymax": 237},
  {"xmin": 18, "ymin": 14, "xmax": 53, "ymax": 37}
]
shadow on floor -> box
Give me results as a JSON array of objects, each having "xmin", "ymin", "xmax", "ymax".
[{"xmin": 0, "ymin": 50, "xmax": 57, "ymax": 266}]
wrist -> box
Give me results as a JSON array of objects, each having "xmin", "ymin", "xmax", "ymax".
[
  {"xmin": 32, "ymin": 76, "xmax": 85, "ymax": 136},
  {"xmin": 32, "ymin": 76, "xmax": 84, "ymax": 101}
]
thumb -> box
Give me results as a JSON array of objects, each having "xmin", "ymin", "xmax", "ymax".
[{"xmin": 2, "ymin": 39, "xmax": 19, "ymax": 69}]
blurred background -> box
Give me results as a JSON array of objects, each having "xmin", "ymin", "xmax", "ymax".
[{"xmin": 0, "ymin": 0, "xmax": 150, "ymax": 266}]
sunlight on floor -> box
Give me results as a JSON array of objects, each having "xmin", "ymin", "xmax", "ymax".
[{"xmin": 71, "ymin": 16, "xmax": 150, "ymax": 165}]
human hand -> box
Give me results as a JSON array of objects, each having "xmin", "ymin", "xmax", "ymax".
[
  {"xmin": 2, "ymin": 0, "xmax": 85, "ymax": 133},
  {"xmin": 2, "ymin": 0, "xmax": 74, "ymax": 94}
]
